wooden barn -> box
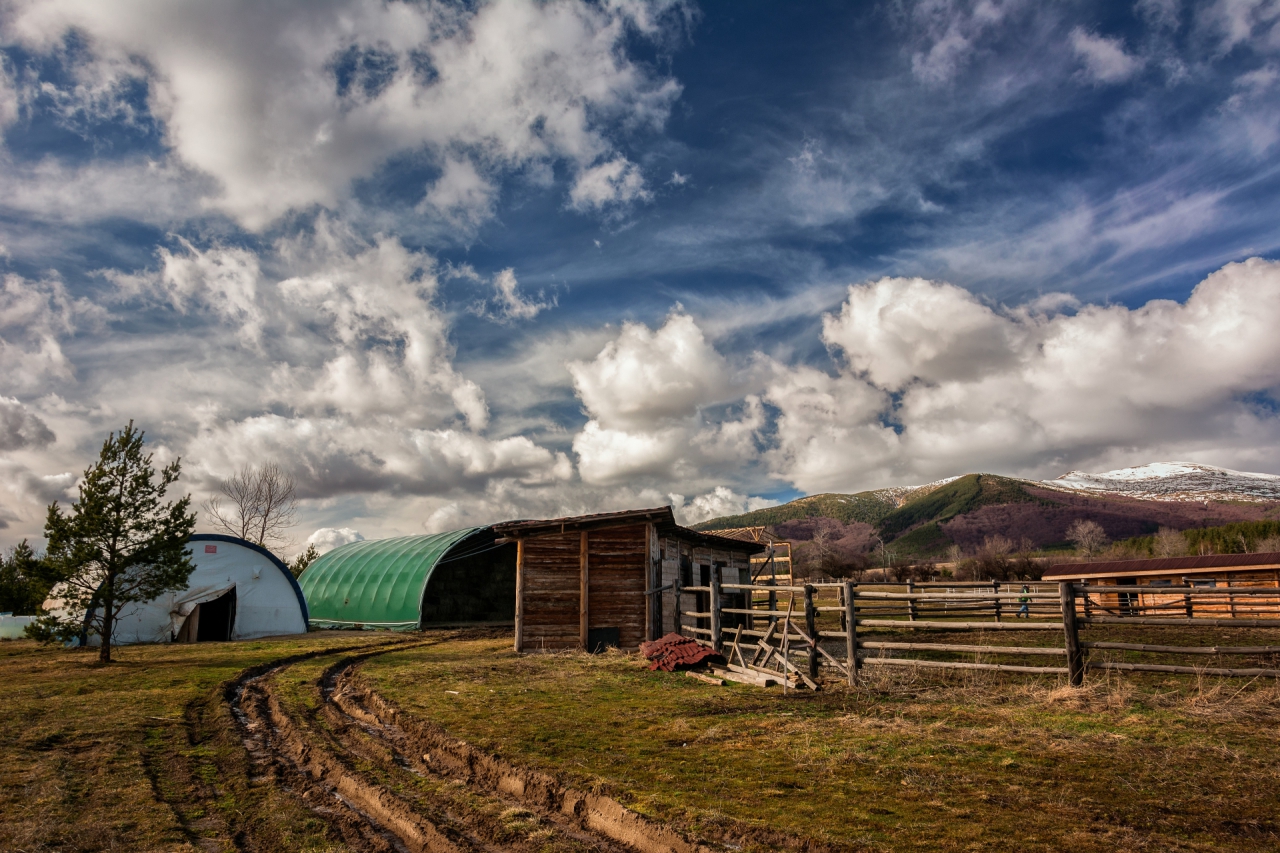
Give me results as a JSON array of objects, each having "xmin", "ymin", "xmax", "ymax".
[
  {"xmin": 1044, "ymin": 552, "xmax": 1280, "ymax": 618},
  {"xmin": 493, "ymin": 507, "xmax": 765, "ymax": 652}
]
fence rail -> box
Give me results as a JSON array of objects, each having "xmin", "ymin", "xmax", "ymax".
[{"xmin": 670, "ymin": 572, "xmax": 1280, "ymax": 688}]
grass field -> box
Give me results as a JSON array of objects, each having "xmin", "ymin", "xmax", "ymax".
[
  {"xmin": 361, "ymin": 633, "xmax": 1280, "ymax": 852},
  {"xmin": 0, "ymin": 633, "xmax": 382, "ymax": 853},
  {"xmin": 3, "ymin": 629, "xmax": 1280, "ymax": 852}
]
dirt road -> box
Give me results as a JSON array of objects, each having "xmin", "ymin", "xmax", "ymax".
[{"xmin": 219, "ymin": 635, "xmax": 714, "ymax": 853}]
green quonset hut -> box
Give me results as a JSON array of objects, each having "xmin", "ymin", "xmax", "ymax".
[{"xmin": 299, "ymin": 527, "xmax": 516, "ymax": 630}]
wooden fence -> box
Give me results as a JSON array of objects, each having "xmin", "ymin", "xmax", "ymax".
[{"xmin": 671, "ymin": 573, "xmax": 1280, "ymax": 688}]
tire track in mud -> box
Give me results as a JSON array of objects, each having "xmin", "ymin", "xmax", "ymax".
[{"xmin": 225, "ymin": 636, "xmax": 716, "ymax": 853}]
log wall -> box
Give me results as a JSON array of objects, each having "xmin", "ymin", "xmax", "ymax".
[
  {"xmin": 519, "ymin": 524, "xmax": 757, "ymax": 651},
  {"xmin": 1087, "ymin": 571, "xmax": 1280, "ymax": 618},
  {"xmin": 586, "ymin": 524, "xmax": 648, "ymax": 650},
  {"xmin": 520, "ymin": 532, "xmax": 581, "ymax": 651}
]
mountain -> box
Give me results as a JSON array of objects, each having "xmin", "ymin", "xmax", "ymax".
[
  {"xmin": 1043, "ymin": 462, "xmax": 1280, "ymax": 502},
  {"xmin": 693, "ymin": 478, "xmax": 960, "ymax": 531},
  {"xmin": 696, "ymin": 464, "xmax": 1280, "ymax": 558}
]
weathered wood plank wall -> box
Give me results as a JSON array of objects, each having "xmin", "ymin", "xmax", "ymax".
[
  {"xmin": 587, "ymin": 524, "xmax": 648, "ymax": 649},
  {"xmin": 521, "ymin": 532, "xmax": 581, "ymax": 650},
  {"xmin": 520, "ymin": 522, "xmax": 758, "ymax": 650}
]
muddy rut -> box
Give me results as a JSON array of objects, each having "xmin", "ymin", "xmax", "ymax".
[{"xmin": 224, "ymin": 637, "xmax": 717, "ymax": 853}]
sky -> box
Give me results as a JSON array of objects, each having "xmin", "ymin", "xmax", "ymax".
[{"xmin": 3, "ymin": 0, "xmax": 1280, "ymax": 554}]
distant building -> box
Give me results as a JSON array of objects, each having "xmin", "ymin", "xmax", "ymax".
[
  {"xmin": 50, "ymin": 534, "xmax": 309, "ymax": 645},
  {"xmin": 494, "ymin": 506, "xmax": 765, "ymax": 652},
  {"xmin": 1044, "ymin": 553, "xmax": 1280, "ymax": 617}
]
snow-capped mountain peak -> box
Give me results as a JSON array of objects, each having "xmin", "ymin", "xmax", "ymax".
[{"xmin": 1045, "ymin": 462, "xmax": 1280, "ymax": 502}]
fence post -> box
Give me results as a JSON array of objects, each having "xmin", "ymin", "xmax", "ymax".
[
  {"xmin": 672, "ymin": 573, "xmax": 682, "ymax": 636},
  {"xmin": 992, "ymin": 579, "xmax": 1002, "ymax": 622},
  {"xmin": 1060, "ymin": 581, "xmax": 1084, "ymax": 687},
  {"xmin": 844, "ymin": 581, "xmax": 858, "ymax": 686},
  {"xmin": 906, "ymin": 578, "xmax": 917, "ymax": 624},
  {"xmin": 710, "ymin": 563, "xmax": 723, "ymax": 653},
  {"xmin": 804, "ymin": 584, "xmax": 818, "ymax": 681},
  {"xmin": 768, "ymin": 572, "xmax": 778, "ymax": 625},
  {"xmin": 1181, "ymin": 578, "xmax": 1194, "ymax": 618}
]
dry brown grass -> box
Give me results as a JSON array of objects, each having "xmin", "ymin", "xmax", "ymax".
[
  {"xmin": 0, "ymin": 634, "xmax": 379, "ymax": 853},
  {"xmin": 364, "ymin": 633, "xmax": 1280, "ymax": 853}
]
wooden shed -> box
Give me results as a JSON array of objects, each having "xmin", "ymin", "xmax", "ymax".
[
  {"xmin": 494, "ymin": 507, "xmax": 765, "ymax": 652},
  {"xmin": 1044, "ymin": 552, "xmax": 1280, "ymax": 618}
]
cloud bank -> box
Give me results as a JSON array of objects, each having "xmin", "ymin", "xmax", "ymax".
[{"xmin": 2, "ymin": 0, "xmax": 685, "ymax": 230}]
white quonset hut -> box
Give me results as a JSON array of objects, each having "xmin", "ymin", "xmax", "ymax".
[{"xmin": 74, "ymin": 534, "xmax": 309, "ymax": 645}]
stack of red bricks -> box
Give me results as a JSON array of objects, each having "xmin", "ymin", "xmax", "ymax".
[{"xmin": 639, "ymin": 632, "xmax": 725, "ymax": 672}]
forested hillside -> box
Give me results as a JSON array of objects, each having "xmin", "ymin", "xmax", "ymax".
[{"xmin": 696, "ymin": 472, "xmax": 1280, "ymax": 561}]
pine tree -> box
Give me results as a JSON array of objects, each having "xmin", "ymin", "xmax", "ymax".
[
  {"xmin": 289, "ymin": 544, "xmax": 320, "ymax": 578},
  {"xmin": 39, "ymin": 422, "xmax": 197, "ymax": 663},
  {"xmin": 0, "ymin": 541, "xmax": 52, "ymax": 615}
]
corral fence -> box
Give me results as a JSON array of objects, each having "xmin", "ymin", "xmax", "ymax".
[{"xmin": 668, "ymin": 574, "xmax": 1280, "ymax": 688}]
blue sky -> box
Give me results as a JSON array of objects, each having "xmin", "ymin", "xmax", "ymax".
[{"xmin": 2, "ymin": 0, "xmax": 1280, "ymax": 552}]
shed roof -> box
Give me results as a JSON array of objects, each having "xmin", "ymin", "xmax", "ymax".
[
  {"xmin": 492, "ymin": 506, "xmax": 766, "ymax": 554},
  {"xmin": 493, "ymin": 506, "xmax": 675, "ymax": 536},
  {"xmin": 1044, "ymin": 552, "xmax": 1280, "ymax": 579},
  {"xmin": 299, "ymin": 528, "xmax": 485, "ymax": 629}
]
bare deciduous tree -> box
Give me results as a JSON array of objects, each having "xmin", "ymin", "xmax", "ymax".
[
  {"xmin": 1256, "ymin": 535, "xmax": 1280, "ymax": 554},
  {"xmin": 975, "ymin": 534, "xmax": 1013, "ymax": 580},
  {"xmin": 1152, "ymin": 527, "xmax": 1186, "ymax": 558},
  {"xmin": 1066, "ymin": 519, "xmax": 1108, "ymax": 559},
  {"xmin": 204, "ymin": 463, "xmax": 298, "ymax": 551}
]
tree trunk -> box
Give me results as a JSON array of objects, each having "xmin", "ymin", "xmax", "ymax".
[{"xmin": 99, "ymin": 572, "xmax": 114, "ymax": 664}]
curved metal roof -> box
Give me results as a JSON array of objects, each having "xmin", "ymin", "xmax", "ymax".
[
  {"xmin": 189, "ymin": 533, "xmax": 309, "ymax": 623},
  {"xmin": 298, "ymin": 528, "xmax": 484, "ymax": 629}
]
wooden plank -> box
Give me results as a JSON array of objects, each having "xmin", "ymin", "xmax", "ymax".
[
  {"xmin": 708, "ymin": 665, "xmax": 779, "ymax": 687},
  {"xmin": 1087, "ymin": 661, "xmax": 1280, "ymax": 678},
  {"xmin": 804, "ymin": 584, "xmax": 819, "ymax": 681},
  {"xmin": 514, "ymin": 538, "xmax": 524, "ymax": 653},
  {"xmin": 860, "ymin": 657, "xmax": 1068, "ymax": 675},
  {"xmin": 750, "ymin": 620, "xmax": 777, "ymax": 666},
  {"xmin": 710, "ymin": 563, "xmax": 723, "ymax": 654},
  {"xmin": 1075, "ymin": 584, "xmax": 1280, "ymax": 595},
  {"xmin": 844, "ymin": 581, "xmax": 857, "ymax": 685},
  {"xmin": 859, "ymin": 641, "xmax": 1067, "ymax": 656},
  {"xmin": 854, "ymin": 619, "xmax": 1063, "ymax": 630},
  {"xmin": 1061, "ymin": 581, "xmax": 1084, "ymax": 687},
  {"xmin": 1083, "ymin": 616, "xmax": 1280, "ymax": 628},
  {"xmin": 645, "ymin": 522, "xmax": 656, "ymax": 642},
  {"xmin": 580, "ymin": 530, "xmax": 589, "ymax": 650},
  {"xmin": 685, "ymin": 670, "xmax": 726, "ymax": 686},
  {"xmin": 1082, "ymin": 641, "xmax": 1280, "ymax": 655}
]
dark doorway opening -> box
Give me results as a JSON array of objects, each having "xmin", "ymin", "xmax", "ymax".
[
  {"xmin": 419, "ymin": 531, "xmax": 518, "ymax": 626},
  {"xmin": 586, "ymin": 627, "xmax": 619, "ymax": 653},
  {"xmin": 196, "ymin": 588, "xmax": 237, "ymax": 642},
  {"xmin": 1116, "ymin": 577, "xmax": 1137, "ymax": 616}
]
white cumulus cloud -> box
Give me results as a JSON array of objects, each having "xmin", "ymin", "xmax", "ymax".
[
  {"xmin": 766, "ymin": 258, "xmax": 1280, "ymax": 492},
  {"xmin": 3, "ymin": 0, "xmax": 684, "ymax": 229},
  {"xmin": 1070, "ymin": 28, "xmax": 1143, "ymax": 83},
  {"xmin": 306, "ymin": 527, "xmax": 364, "ymax": 555}
]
